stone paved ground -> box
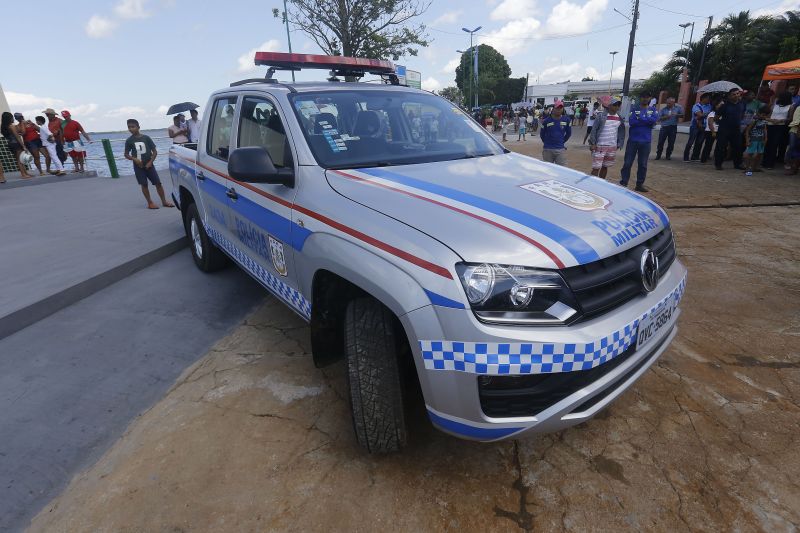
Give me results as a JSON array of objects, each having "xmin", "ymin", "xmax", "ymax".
[{"xmin": 28, "ymin": 131, "xmax": 800, "ymax": 532}]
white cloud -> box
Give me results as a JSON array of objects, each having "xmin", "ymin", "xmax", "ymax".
[
  {"xmin": 441, "ymin": 57, "xmax": 461, "ymax": 74},
  {"xmin": 422, "ymin": 77, "xmax": 443, "ymax": 92},
  {"xmin": 491, "ymin": 0, "xmax": 536, "ymax": 21},
  {"xmin": 106, "ymin": 106, "xmax": 146, "ymax": 118},
  {"xmin": 631, "ymin": 53, "xmax": 669, "ymax": 79},
  {"xmin": 432, "ymin": 10, "xmax": 463, "ymax": 26},
  {"xmin": 69, "ymin": 104, "xmax": 100, "ymax": 117},
  {"xmin": 156, "ymin": 105, "xmax": 169, "ymax": 115},
  {"xmin": 6, "ymin": 91, "xmax": 65, "ymax": 109},
  {"xmin": 754, "ymin": 0, "xmax": 800, "ymax": 17},
  {"xmin": 480, "ymin": 18, "xmax": 541, "ymax": 56},
  {"xmin": 237, "ymin": 39, "xmax": 282, "ymax": 73},
  {"xmin": 85, "ymin": 15, "xmax": 118, "ymax": 38},
  {"xmin": 115, "ymin": 0, "xmax": 151, "ymax": 19},
  {"xmin": 536, "ymin": 62, "xmax": 583, "ymax": 84},
  {"xmin": 545, "ymin": 0, "xmax": 608, "ymax": 36}
]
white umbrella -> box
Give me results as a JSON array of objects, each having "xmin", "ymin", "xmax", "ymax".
[{"xmin": 697, "ymin": 81, "xmax": 742, "ymax": 93}]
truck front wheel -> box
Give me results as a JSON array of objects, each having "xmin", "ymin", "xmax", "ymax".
[
  {"xmin": 185, "ymin": 203, "xmax": 228, "ymax": 272},
  {"xmin": 344, "ymin": 297, "xmax": 408, "ymax": 453}
]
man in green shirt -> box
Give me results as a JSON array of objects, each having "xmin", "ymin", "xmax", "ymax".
[{"xmin": 124, "ymin": 118, "xmax": 174, "ymax": 210}]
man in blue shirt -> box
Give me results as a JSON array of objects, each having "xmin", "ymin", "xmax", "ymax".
[
  {"xmin": 620, "ymin": 91, "xmax": 658, "ymax": 192},
  {"xmin": 655, "ymin": 97, "xmax": 683, "ymax": 160},
  {"xmin": 539, "ymin": 101, "xmax": 572, "ymax": 166},
  {"xmin": 684, "ymin": 93, "xmax": 712, "ymax": 162},
  {"xmin": 714, "ymin": 88, "xmax": 746, "ymax": 170}
]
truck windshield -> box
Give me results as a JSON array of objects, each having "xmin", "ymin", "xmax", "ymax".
[{"xmin": 289, "ymin": 90, "xmax": 505, "ymax": 169}]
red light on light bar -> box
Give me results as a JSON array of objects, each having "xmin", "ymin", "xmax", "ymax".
[{"xmin": 254, "ymin": 52, "xmax": 395, "ymax": 73}]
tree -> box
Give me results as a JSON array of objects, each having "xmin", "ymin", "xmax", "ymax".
[
  {"xmin": 276, "ymin": 0, "xmax": 430, "ymax": 60},
  {"xmin": 455, "ymin": 45, "xmax": 512, "ymax": 106},
  {"xmin": 438, "ymin": 86, "xmax": 463, "ymax": 105}
]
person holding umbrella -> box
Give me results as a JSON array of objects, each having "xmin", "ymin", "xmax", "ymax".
[
  {"xmin": 714, "ymin": 89, "xmax": 746, "ymax": 171},
  {"xmin": 168, "ymin": 114, "xmax": 189, "ymax": 144},
  {"xmin": 187, "ymin": 109, "xmax": 202, "ymax": 143}
]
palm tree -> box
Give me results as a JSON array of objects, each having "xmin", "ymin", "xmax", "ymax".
[{"xmin": 664, "ymin": 40, "xmax": 710, "ymax": 82}]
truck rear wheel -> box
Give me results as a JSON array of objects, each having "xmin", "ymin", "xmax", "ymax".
[
  {"xmin": 185, "ymin": 203, "xmax": 228, "ymax": 272},
  {"xmin": 344, "ymin": 297, "xmax": 408, "ymax": 453}
]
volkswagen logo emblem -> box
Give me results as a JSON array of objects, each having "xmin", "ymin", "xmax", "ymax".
[{"xmin": 640, "ymin": 249, "xmax": 659, "ymax": 292}]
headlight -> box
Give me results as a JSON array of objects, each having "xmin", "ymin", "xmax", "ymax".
[{"xmin": 455, "ymin": 263, "xmax": 579, "ymax": 325}]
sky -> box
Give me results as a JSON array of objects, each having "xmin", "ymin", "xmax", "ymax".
[{"xmin": 3, "ymin": 0, "xmax": 797, "ymax": 132}]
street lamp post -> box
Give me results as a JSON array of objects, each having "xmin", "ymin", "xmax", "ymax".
[
  {"xmin": 609, "ymin": 51, "xmax": 619, "ymax": 92},
  {"xmin": 679, "ymin": 22, "xmax": 692, "ymax": 67},
  {"xmin": 462, "ymin": 26, "xmax": 481, "ymax": 110}
]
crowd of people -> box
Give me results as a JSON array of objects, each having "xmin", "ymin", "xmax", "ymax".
[
  {"xmin": 483, "ymin": 81, "xmax": 800, "ymax": 191},
  {"xmin": 0, "ymin": 109, "xmax": 92, "ymax": 183}
]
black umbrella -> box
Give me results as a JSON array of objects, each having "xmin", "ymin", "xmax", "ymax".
[{"xmin": 166, "ymin": 102, "xmax": 199, "ymax": 115}]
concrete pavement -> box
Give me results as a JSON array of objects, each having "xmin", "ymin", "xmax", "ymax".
[{"xmin": 0, "ymin": 174, "xmax": 185, "ymax": 339}]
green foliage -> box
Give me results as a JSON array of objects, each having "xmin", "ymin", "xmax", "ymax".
[
  {"xmin": 455, "ymin": 45, "xmax": 513, "ymax": 106},
  {"xmin": 438, "ymin": 86, "xmax": 464, "ymax": 105},
  {"xmin": 279, "ymin": 0, "xmax": 430, "ymax": 60},
  {"xmin": 640, "ymin": 9, "xmax": 800, "ymax": 95}
]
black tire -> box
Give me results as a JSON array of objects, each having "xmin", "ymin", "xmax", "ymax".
[
  {"xmin": 344, "ymin": 297, "xmax": 408, "ymax": 453},
  {"xmin": 184, "ymin": 203, "xmax": 228, "ymax": 272}
]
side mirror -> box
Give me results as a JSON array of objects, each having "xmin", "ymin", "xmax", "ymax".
[{"xmin": 228, "ymin": 146, "xmax": 294, "ymax": 187}]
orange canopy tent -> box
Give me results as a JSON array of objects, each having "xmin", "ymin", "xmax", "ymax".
[{"xmin": 762, "ymin": 58, "xmax": 800, "ymax": 80}]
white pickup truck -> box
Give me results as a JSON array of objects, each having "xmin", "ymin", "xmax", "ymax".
[{"xmin": 168, "ymin": 53, "xmax": 686, "ymax": 453}]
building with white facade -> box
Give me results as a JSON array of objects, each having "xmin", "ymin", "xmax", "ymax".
[{"xmin": 524, "ymin": 78, "xmax": 645, "ymax": 106}]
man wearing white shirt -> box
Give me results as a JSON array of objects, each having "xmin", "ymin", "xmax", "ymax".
[{"xmin": 187, "ymin": 109, "xmax": 202, "ymax": 143}]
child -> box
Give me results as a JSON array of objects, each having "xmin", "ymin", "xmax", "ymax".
[
  {"xmin": 124, "ymin": 119, "xmax": 174, "ymax": 210},
  {"xmin": 517, "ymin": 115, "xmax": 527, "ymax": 141},
  {"xmin": 588, "ymin": 96, "xmax": 625, "ymax": 179},
  {"xmin": 743, "ymin": 106, "xmax": 769, "ymax": 176}
]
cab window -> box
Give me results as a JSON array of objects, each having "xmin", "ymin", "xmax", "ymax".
[
  {"xmin": 206, "ymin": 97, "xmax": 237, "ymax": 161},
  {"xmin": 238, "ymin": 97, "xmax": 292, "ymax": 168}
]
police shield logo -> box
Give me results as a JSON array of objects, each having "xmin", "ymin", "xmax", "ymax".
[
  {"xmin": 520, "ymin": 180, "xmax": 610, "ymax": 211},
  {"xmin": 268, "ymin": 236, "xmax": 288, "ymax": 276}
]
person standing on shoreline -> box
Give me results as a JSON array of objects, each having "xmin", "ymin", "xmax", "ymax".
[
  {"xmin": 61, "ymin": 110, "xmax": 92, "ymax": 173},
  {"xmin": 43, "ymin": 109, "xmax": 67, "ymax": 165},
  {"xmin": 124, "ymin": 118, "xmax": 174, "ymax": 210},
  {"xmin": 35, "ymin": 116, "xmax": 66, "ymax": 175},
  {"xmin": 187, "ymin": 109, "xmax": 202, "ymax": 143}
]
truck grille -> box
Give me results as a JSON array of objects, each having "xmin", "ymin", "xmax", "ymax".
[{"xmin": 561, "ymin": 227, "xmax": 675, "ymax": 321}]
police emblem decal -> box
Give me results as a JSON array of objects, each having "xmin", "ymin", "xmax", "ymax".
[
  {"xmin": 520, "ymin": 179, "xmax": 610, "ymax": 211},
  {"xmin": 269, "ymin": 236, "xmax": 288, "ymax": 276}
]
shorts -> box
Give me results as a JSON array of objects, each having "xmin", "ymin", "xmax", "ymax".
[
  {"xmin": 591, "ymin": 145, "xmax": 617, "ymax": 169},
  {"xmin": 65, "ymin": 139, "xmax": 86, "ymax": 157},
  {"xmin": 25, "ymin": 138, "xmax": 43, "ymax": 151},
  {"xmin": 745, "ymin": 141, "xmax": 765, "ymax": 155},
  {"xmin": 133, "ymin": 164, "xmax": 162, "ymax": 186},
  {"xmin": 519, "ymin": 127, "xmax": 527, "ymax": 135}
]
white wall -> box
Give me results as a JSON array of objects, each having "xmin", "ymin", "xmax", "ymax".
[{"xmin": 0, "ymin": 84, "xmax": 9, "ymax": 115}]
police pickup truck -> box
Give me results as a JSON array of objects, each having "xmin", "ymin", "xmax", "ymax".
[{"xmin": 168, "ymin": 52, "xmax": 686, "ymax": 453}]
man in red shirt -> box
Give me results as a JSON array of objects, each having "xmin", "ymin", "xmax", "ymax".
[{"xmin": 61, "ymin": 110, "xmax": 92, "ymax": 173}]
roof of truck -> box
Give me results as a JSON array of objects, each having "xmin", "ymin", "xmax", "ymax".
[{"xmin": 226, "ymin": 80, "xmax": 427, "ymax": 94}]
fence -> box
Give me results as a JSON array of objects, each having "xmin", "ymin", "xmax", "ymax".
[{"xmin": 0, "ymin": 135, "xmax": 172, "ymax": 178}]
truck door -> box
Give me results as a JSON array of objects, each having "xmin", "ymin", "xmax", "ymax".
[
  {"xmin": 195, "ymin": 95, "xmax": 238, "ymax": 245},
  {"xmin": 225, "ymin": 94, "xmax": 306, "ymax": 316}
]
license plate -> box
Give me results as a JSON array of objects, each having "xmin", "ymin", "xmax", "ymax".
[{"xmin": 636, "ymin": 296, "xmax": 678, "ymax": 350}]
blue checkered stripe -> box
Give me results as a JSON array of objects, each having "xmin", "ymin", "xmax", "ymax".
[
  {"xmin": 204, "ymin": 225, "xmax": 312, "ymax": 320},
  {"xmin": 421, "ymin": 274, "xmax": 687, "ymax": 375}
]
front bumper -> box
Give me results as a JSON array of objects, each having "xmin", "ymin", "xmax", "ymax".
[{"xmin": 401, "ymin": 259, "xmax": 687, "ymax": 441}]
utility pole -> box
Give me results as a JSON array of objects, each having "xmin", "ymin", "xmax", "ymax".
[
  {"xmin": 694, "ymin": 16, "xmax": 713, "ymax": 88},
  {"xmin": 621, "ymin": 0, "xmax": 639, "ymax": 98},
  {"xmin": 283, "ymin": 0, "xmax": 295, "ymax": 82}
]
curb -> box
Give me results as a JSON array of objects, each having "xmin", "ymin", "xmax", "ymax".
[
  {"xmin": 2, "ymin": 171, "xmax": 99, "ymax": 189},
  {"xmin": 0, "ymin": 237, "xmax": 188, "ymax": 341}
]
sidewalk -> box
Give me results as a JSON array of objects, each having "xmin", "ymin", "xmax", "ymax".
[{"xmin": 0, "ymin": 173, "xmax": 186, "ymax": 339}]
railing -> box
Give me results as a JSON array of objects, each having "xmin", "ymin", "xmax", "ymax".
[{"xmin": 90, "ymin": 136, "xmax": 173, "ymax": 179}]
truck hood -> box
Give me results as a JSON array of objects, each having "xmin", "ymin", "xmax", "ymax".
[{"xmin": 325, "ymin": 152, "xmax": 670, "ymax": 269}]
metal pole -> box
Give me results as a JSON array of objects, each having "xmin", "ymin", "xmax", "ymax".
[
  {"xmin": 474, "ymin": 46, "xmax": 480, "ymax": 109},
  {"xmin": 470, "ymin": 36, "xmax": 474, "ymax": 110},
  {"xmin": 621, "ymin": 0, "xmax": 639, "ymax": 98},
  {"xmin": 694, "ymin": 16, "xmax": 713, "ymax": 87},
  {"xmin": 283, "ymin": 0, "xmax": 295, "ymax": 82},
  {"xmin": 101, "ymin": 139, "xmax": 119, "ymax": 178}
]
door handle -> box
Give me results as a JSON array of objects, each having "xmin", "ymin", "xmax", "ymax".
[
  {"xmin": 196, "ymin": 171, "xmax": 205, "ymax": 181},
  {"xmin": 226, "ymin": 188, "xmax": 238, "ymax": 200}
]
